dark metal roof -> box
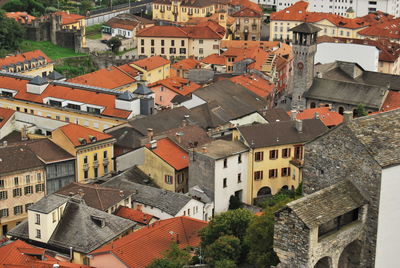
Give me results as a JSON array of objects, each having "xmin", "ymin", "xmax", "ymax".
[
  {"xmin": 117, "ymin": 91, "xmax": 136, "ymax": 101},
  {"xmin": 29, "ymin": 75, "xmax": 48, "ymax": 85},
  {"xmin": 290, "ymin": 22, "xmax": 322, "ymax": 33},
  {"xmin": 135, "ymin": 84, "xmax": 153, "ymax": 95}
]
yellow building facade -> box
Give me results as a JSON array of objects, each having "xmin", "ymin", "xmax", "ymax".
[
  {"xmin": 152, "ymin": 0, "xmax": 216, "ymax": 23},
  {"xmin": 130, "ymin": 58, "xmax": 171, "ymax": 84},
  {"xmin": 51, "ymin": 125, "xmax": 115, "ymax": 183}
]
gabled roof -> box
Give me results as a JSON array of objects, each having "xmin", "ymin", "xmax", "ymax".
[
  {"xmin": 28, "ymin": 194, "xmax": 68, "ymax": 214},
  {"xmin": 0, "ymin": 50, "xmax": 51, "ymax": 68},
  {"xmin": 0, "ymin": 144, "xmax": 44, "ymax": 175},
  {"xmin": 230, "ymin": 73, "xmax": 274, "ymax": 98},
  {"xmin": 56, "ymin": 182, "xmax": 134, "ymax": 211},
  {"xmin": 137, "ymin": 24, "xmax": 224, "ymax": 39},
  {"xmin": 130, "ymin": 56, "xmax": 170, "ymax": 71},
  {"xmin": 102, "ymin": 169, "xmax": 194, "ymax": 215},
  {"xmin": 146, "ymin": 138, "xmax": 189, "ymax": 170},
  {"xmin": 171, "ymin": 57, "xmax": 201, "ymax": 71},
  {"xmin": 91, "ymin": 217, "xmax": 207, "ymax": 268},
  {"xmin": 68, "ymin": 66, "xmax": 137, "ymax": 90},
  {"xmin": 0, "ymin": 239, "xmax": 89, "ymax": 268},
  {"xmin": 25, "ymin": 139, "xmax": 75, "ymax": 164},
  {"xmin": 0, "ymin": 107, "xmax": 15, "ymax": 130},
  {"xmin": 232, "ymin": 7, "xmax": 262, "ymax": 17},
  {"xmin": 290, "ymin": 107, "xmax": 343, "ymax": 127},
  {"xmin": 57, "ymin": 124, "xmax": 114, "ymax": 147},
  {"xmin": 238, "ymin": 119, "xmax": 328, "ymax": 148},
  {"xmin": 358, "ymin": 18, "xmax": 400, "ymax": 39},
  {"xmin": 283, "ymin": 180, "xmax": 366, "ymax": 228},
  {"xmin": 115, "ymin": 206, "xmax": 154, "ymax": 224},
  {"xmin": 6, "ymin": 12, "xmax": 36, "ymax": 23},
  {"xmin": 54, "ymin": 11, "xmax": 85, "ymax": 25},
  {"xmin": 148, "ymin": 76, "xmax": 201, "ymax": 96},
  {"xmin": 381, "ymin": 90, "xmax": 400, "ymax": 112},
  {"xmin": 202, "ymin": 53, "xmax": 225, "ymax": 65},
  {"xmin": 105, "ymin": 14, "xmax": 153, "ymax": 31}
]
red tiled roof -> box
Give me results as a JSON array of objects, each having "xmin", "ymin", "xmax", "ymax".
[
  {"xmin": 58, "ymin": 123, "xmax": 114, "ymax": 147},
  {"xmin": 223, "ymin": 47, "xmax": 271, "ymax": 71},
  {"xmin": 171, "ymin": 57, "xmax": 201, "ymax": 70},
  {"xmin": 118, "ymin": 63, "xmax": 141, "ymax": 76},
  {"xmin": 6, "ymin": 12, "xmax": 36, "ymax": 23},
  {"xmin": 92, "ymin": 217, "xmax": 207, "ymax": 268},
  {"xmin": 55, "ymin": 11, "xmax": 85, "ymax": 25},
  {"xmin": 131, "ymin": 56, "xmax": 170, "ymax": 71},
  {"xmin": 0, "ymin": 50, "xmax": 52, "ymax": 67},
  {"xmin": 289, "ymin": 107, "xmax": 343, "ymax": 127},
  {"xmin": 0, "ymin": 107, "xmax": 15, "ymax": 129},
  {"xmin": 230, "ymin": 74, "xmax": 274, "ymax": 98},
  {"xmin": 0, "ymin": 75, "xmax": 131, "ymax": 119},
  {"xmin": 0, "ymin": 239, "xmax": 89, "ymax": 268},
  {"xmin": 381, "ymin": 90, "xmax": 400, "ymax": 112},
  {"xmin": 358, "ymin": 18, "xmax": 400, "ymax": 39},
  {"xmin": 146, "ymin": 138, "xmax": 189, "ymax": 170},
  {"xmin": 317, "ymin": 36, "xmax": 400, "ymax": 62},
  {"xmin": 137, "ymin": 24, "xmax": 224, "ymax": 39},
  {"xmin": 271, "ymin": 1, "xmax": 393, "ymax": 29},
  {"xmin": 115, "ymin": 206, "xmax": 154, "ymax": 224},
  {"xmin": 232, "ymin": 7, "xmax": 262, "ymax": 17},
  {"xmin": 201, "ymin": 53, "xmax": 225, "ymax": 65},
  {"xmin": 68, "ymin": 66, "xmax": 136, "ymax": 90},
  {"xmin": 148, "ymin": 76, "xmax": 201, "ymax": 96}
]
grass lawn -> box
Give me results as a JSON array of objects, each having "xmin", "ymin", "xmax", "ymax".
[
  {"xmin": 87, "ymin": 33, "xmax": 102, "ymax": 40},
  {"xmin": 20, "ymin": 40, "xmax": 87, "ymax": 60},
  {"xmin": 86, "ymin": 24, "xmax": 103, "ymax": 40}
]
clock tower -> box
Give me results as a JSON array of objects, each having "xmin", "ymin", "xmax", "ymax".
[{"xmin": 290, "ymin": 23, "xmax": 321, "ymax": 109}]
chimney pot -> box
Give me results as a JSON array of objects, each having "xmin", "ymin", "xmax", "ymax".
[
  {"xmin": 290, "ymin": 110, "xmax": 297, "ymax": 120},
  {"xmin": 147, "ymin": 128, "xmax": 154, "ymax": 141},
  {"xmin": 176, "ymin": 132, "xmax": 184, "ymax": 144},
  {"xmin": 314, "ymin": 112, "xmax": 319, "ymax": 119},
  {"xmin": 343, "ymin": 111, "xmax": 353, "ymax": 122},
  {"xmin": 150, "ymin": 139, "xmax": 157, "ymax": 149},
  {"xmin": 295, "ymin": 119, "xmax": 303, "ymax": 133}
]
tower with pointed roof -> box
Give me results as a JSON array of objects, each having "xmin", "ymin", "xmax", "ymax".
[{"xmin": 290, "ymin": 22, "xmax": 321, "ymax": 109}]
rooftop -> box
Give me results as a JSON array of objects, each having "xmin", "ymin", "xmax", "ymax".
[
  {"xmin": 237, "ymin": 119, "xmax": 327, "ymax": 148},
  {"xmin": 284, "ymin": 180, "xmax": 366, "ymax": 228},
  {"xmin": 115, "ymin": 206, "xmax": 154, "ymax": 224},
  {"xmin": 105, "ymin": 14, "xmax": 153, "ymax": 31},
  {"xmin": 137, "ymin": 24, "xmax": 224, "ymax": 39},
  {"xmin": 0, "ymin": 50, "xmax": 51, "ymax": 69},
  {"xmin": 171, "ymin": 57, "xmax": 201, "ymax": 71},
  {"xmin": 232, "ymin": 7, "xmax": 262, "ymax": 17},
  {"xmin": 195, "ymin": 139, "xmax": 248, "ymax": 160},
  {"xmin": 130, "ymin": 56, "xmax": 170, "ymax": 71},
  {"xmin": 91, "ymin": 217, "xmax": 207, "ymax": 267},
  {"xmin": 290, "ymin": 107, "xmax": 343, "ymax": 127},
  {"xmin": 146, "ymin": 138, "xmax": 189, "ymax": 170},
  {"xmin": 54, "ymin": 11, "xmax": 85, "ymax": 25},
  {"xmin": 0, "ymin": 107, "xmax": 15, "ymax": 129},
  {"xmin": 6, "ymin": 11, "xmax": 36, "ymax": 23},
  {"xmin": 148, "ymin": 76, "xmax": 201, "ymax": 96},
  {"xmin": 57, "ymin": 123, "xmax": 114, "ymax": 147},
  {"xmin": 28, "ymin": 194, "xmax": 68, "ymax": 214},
  {"xmin": 0, "ymin": 144, "xmax": 44, "ymax": 175},
  {"xmin": 24, "ymin": 139, "xmax": 75, "ymax": 164},
  {"xmin": 56, "ymin": 182, "xmax": 134, "ymax": 211},
  {"xmin": 230, "ymin": 73, "xmax": 275, "ymax": 98}
]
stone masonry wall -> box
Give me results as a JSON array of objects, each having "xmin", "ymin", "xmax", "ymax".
[{"xmin": 302, "ymin": 124, "xmax": 382, "ymax": 267}]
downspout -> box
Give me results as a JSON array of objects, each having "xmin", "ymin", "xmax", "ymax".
[{"xmin": 69, "ymin": 247, "xmax": 73, "ymax": 262}]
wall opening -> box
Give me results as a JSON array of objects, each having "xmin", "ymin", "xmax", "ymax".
[
  {"xmin": 314, "ymin": 256, "xmax": 332, "ymax": 268},
  {"xmin": 338, "ymin": 240, "xmax": 362, "ymax": 268}
]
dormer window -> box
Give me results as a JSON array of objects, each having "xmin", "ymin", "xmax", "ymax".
[{"xmin": 91, "ymin": 215, "xmax": 106, "ymax": 228}]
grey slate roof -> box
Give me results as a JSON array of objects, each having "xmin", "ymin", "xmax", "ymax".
[
  {"xmin": 117, "ymin": 91, "xmax": 136, "ymax": 101},
  {"xmin": 48, "ymin": 200, "xmax": 135, "ymax": 253},
  {"xmin": 284, "ymin": 180, "xmax": 366, "ymax": 228},
  {"xmin": 102, "ymin": 169, "xmax": 193, "ymax": 216},
  {"xmin": 290, "ymin": 22, "xmax": 322, "ymax": 33},
  {"xmin": 29, "ymin": 75, "xmax": 48, "ymax": 85},
  {"xmin": 261, "ymin": 108, "xmax": 291, "ymax": 123},
  {"xmin": 306, "ymin": 78, "xmax": 387, "ymax": 109},
  {"xmin": 107, "ymin": 126, "xmax": 144, "ymax": 149},
  {"xmin": 47, "ymin": 71, "xmax": 65, "ymax": 80},
  {"xmin": 238, "ymin": 119, "xmax": 327, "ymax": 148},
  {"xmin": 195, "ymin": 140, "xmax": 248, "ymax": 160},
  {"xmin": 346, "ymin": 108, "xmax": 400, "ymax": 167},
  {"xmin": 192, "ymin": 79, "xmax": 268, "ymax": 120},
  {"xmin": 0, "ymin": 144, "xmax": 44, "ymax": 175},
  {"xmin": 7, "ymin": 220, "xmax": 29, "ymax": 239},
  {"xmin": 28, "ymin": 194, "xmax": 69, "ymax": 214}
]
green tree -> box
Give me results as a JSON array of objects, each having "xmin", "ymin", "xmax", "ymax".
[
  {"xmin": 106, "ymin": 36, "xmax": 122, "ymax": 53},
  {"xmin": 0, "ymin": 11, "xmax": 25, "ymax": 53},
  {"xmin": 215, "ymin": 259, "xmax": 237, "ymax": 268},
  {"xmin": 146, "ymin": 242, "xmax": 191, "ymax": 268},
  {"xmin": 80, "ymin": 0, "xmax": 92, "ymax": 15},
  {"xmin": 200, "ymin": 209, "xmax": 254, "ymax": 247},
  {"xmin": 3, "ymin": 0, "xmax": 45, "ymax": 15},
  {"xmin": 204, "ymin": 235, "xmax": 241, "ymax": 265},
  {"xmin": 228, "ymin": 195, "xmax": 241, "ymax": 210},
  {"xmin": 356, "ymin": 104, "xmax": 368, "ymax": 117}
]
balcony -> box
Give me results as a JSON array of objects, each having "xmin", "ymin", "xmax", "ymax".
[
  {"xmin": 103, "ymin": 158, "xmax": 109, "ymax": 166},
  {"xmin": 83, "ymin": 163, "xmax": 89, "ymax": 171},
  {"xmin": 93, "ymin": 160, "xmax": 99, "ymax": 168}
]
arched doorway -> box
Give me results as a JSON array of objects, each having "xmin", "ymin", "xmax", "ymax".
[
  {"xmin": 338, "ymin": 240, "xmax": 362, "ymax": 268},
  {"xmin": 257, "ymin": 187, "xmax": 272, "ymax": 196},
  {"xmin": 314, "ymin": 256, "xmax": 332, "ymax": 268},
  {"xmin": 310, "ymin": 102, "xmax": 316, "ymax": 108},
  {"xmin": 353, "ymin": 109, "xmax": 358, "ymax": 117},
  {"xmin": 338, "ymin": 107, "xmax": 344, "ymax": 115},
  {"xmin": 281, "ymin": 185, "xmax": 289, "ymax": 191}
]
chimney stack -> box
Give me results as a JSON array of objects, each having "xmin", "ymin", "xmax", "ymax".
[
  {"xmin": 147, "ymin": 128, "xmax": 154, "ymax": 141},
  {"xmin": 182, "ymin": 115, "xmax": 190, "ymax": 127},
  {"xmin": 119, "ymin": 190, "xmax": 124, "ymax": 197},
  {"xmin": 202, "ymin": 146, "xmax": 207, "ymax": 153},
  {"xmin": 176, "ymin": 132, "xmax": 184, "ymax": 144},
  {"xmin": 290, "ymin": 110, "xmax": 297, "ymax": 120},
  {"xmin": 314, "ymin": 112, "xmax": 319, "ymax": 119},
  {"xmin": 78, "ymin": 189, "xmax": 84, "ymax": 197},
  {"xmin": 150, "ymin": 139, "xmax": 157, "ymax": 149},
  {"xmin": 295, "ymin": 119, "xmax": 303, "ymax": 133},
  {"xmin": 21, "ymin": 126, "xmax": 28, "ymax": 141},
  {"xmin": 343, "ymin": 111, "xmax": 353, "ymax": 122}
]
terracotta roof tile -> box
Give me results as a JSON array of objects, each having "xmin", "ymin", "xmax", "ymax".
[
  {"xmin": 171, "ymin": 57, "xmax": 201, "ymax": 70},
  {"xmin": 146, "ymin": 138, "xmax": 189, "ymax": 170},
  {"xmin": 131, "ymin": 56, "xmax": 170, "ymax": 71},
  {"xmin": 148, "ymin": 76, "xmax": 201, "ymax": 96},
  {"xmin": 58, "ymin": 123, "xmax": 114, "ymax": 147},
  {"xmin": 230, "ymin": 74, "xmax": 274, "ymax": 98},
  {"xmin": 289, "ymin": 107, "xmax": 343, "ymax": 127},
  {"xmin": 0, "ymin": 107, "xmax": 15, "ymax": 129},
  {"xmin": 271, "ymin": 1, "xmax": 393, "ymax": 29},
  {"xmin": 0, "ymin": 50, "xmax": 52, "ymax": 68},
  {"xmin": 54, "ymin": 11, "xmax": 84, "ymax": 25},
  {"xmin": 358, "ymin": 18, "xmax": 400, "ymax": 39},
  {"xmin": 6, "ymin": 12, "xmax": 36, "ymax": 23},
  {"xmin": 92, "ymin": 217, "xmax": 207, "ymax": 268},
  {"xmin": 232, "ymin": 7, "xmax": 262, "ymax": 17},
  {"xmin": 381, "ymin": 90, "xmax": 400, "ymax": 111},
  {"xmin": 201, "ymin": 53, "xmax": 225, "ymax": 65},
  {"xmin": 0, "ymin": 75, "xmax": 131, "ymax": 119},
  {"xmin": 68, "ymin": 66, "xmax": 137, "ymax": 90},
  {"xmin": 115, "ymin": 206, "xmax": 154, "ymax": 224},
  {"xmin": 137, "ymin": 24, "xmax": 224, "ymax": 39}
]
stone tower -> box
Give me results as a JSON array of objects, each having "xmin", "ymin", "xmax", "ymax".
[{"xmin": 290, "ymin": 23, "xmax": 321, "ymax": 110}]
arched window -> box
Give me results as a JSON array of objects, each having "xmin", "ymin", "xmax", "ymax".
[{"xmin": 310, "ymin": 102, "xmax": 316, "ymax": 108}]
